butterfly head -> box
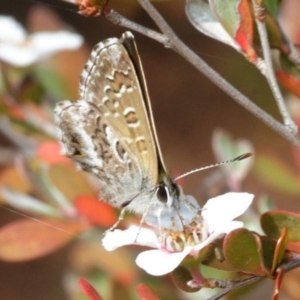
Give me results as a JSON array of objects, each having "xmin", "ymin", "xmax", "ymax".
[
  {"xmin": 140, "ymin": 173, "xmax": 202, "ymax": 233},
  {"xmin": 155, "ymin": 172, "xmax": 181, "ymax": 208}
]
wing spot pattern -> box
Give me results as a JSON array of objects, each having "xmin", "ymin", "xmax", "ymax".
[
  {"xmin": 123, "ymin": 107, "xmax": 140, "ymax": 128},
  {"xmin": 135, "ymin": 137, "xmax": 147, "ymax": 153}
]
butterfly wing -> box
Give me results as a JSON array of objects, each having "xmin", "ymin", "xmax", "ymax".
[{"xmin": 55, "ymin": 33, "xmax": 158, "ymax": 209}]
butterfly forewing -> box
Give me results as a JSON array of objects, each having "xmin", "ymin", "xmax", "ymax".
[
  {"xmin": 55, "ymin": 33, "xmax": 160, "ymax": 209},
  {"xmin": 82, "ymin": 36, "xmax": 159, "ymax": 182}
]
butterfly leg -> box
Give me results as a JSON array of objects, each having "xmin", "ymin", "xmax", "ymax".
[
  {"xmin": 134, "ymin": 203, "xmax": 152, "ymax": 243},
  {"xmin": 104, "ymin": 207, "xmax": 126, "ymax": 235},
  {"xmin": 183, "ymin": 197, "xmax": 202, "ymax": 217}
]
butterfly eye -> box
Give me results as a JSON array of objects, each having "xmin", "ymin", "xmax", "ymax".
[
  {"xmin": 156, "ymin": 186, "xmax": 167, "ymax": 203},
  {"xmin": 156, "ymin": 185, "xmax": 173, "ymax": 206}
]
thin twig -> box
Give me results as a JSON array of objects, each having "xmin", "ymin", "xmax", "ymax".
[
  {"xmin": 207, "ymin": 276, "xmax": 262, "ymax": 300},
  {"xmin": 105, "ymin": 9, "xmax": 170, "ymax": 46},
  {"xmin": 287, "ymin": 42, "xmax": 300, "ymax": 68},
  {"xmin": 281, "ymin": 254, "xmax": 300, "ymax": 272},
  {"xmin": 111, "ymin": 0, "xmax": 300, "ymax": 148},
  {"xmin": 196, "ymin": 255, "xmax": 300, "ymax": 299},
  {"xmin": 251, "ymin": 0, "xmax": 297, "ymax": 134}
]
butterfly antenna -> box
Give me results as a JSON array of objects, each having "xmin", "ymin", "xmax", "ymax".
[{"xmin": 174, "ymin": 153, "xmax": 252, "ymax": 181}]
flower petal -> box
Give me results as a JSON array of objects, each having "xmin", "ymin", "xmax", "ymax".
[
  {"xmin": 136, "ymin": 247, "xmax": 192, "ymax": 276},
  {"xmin": 31, "ymin": 31, "xmax": 83, "ymax": 54},
  {"xmin": 0, "ymin": 30, "xmax": 83, "ymax": 67},
  {"xmin": 0, "ymin": 44, "xmax": 39, "ymax": 66},
  {"xmin": 202, "ymin": 192, "xmax": 253, "ymax": 233},
  {"xmin": 0, "ymin": 16, "xmax": 26, "ymax": 43},
  {"xmin": 102, "ymin": 225, "xmax": 160, "ymax": 251}
]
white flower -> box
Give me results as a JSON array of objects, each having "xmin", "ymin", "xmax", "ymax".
[
  {"xmin": 0, "ymin": 15, "xmax": 83, "ymax": 67},
  {"xmin": 102, "ymin": 192, "xmax": 254, "ymax": 276}
]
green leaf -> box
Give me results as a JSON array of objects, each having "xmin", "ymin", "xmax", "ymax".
[
  {"xmin": 202, "ymin": 239, "xmax": 238, "ymax": 272},
  {"xmin": 209, "ymin": 0, "xmax": 242, "ymax": 38},
  {"xmin": 253, "ymin": 154, "xmax": 300, "ymax": 197},
  {"xmin": 260, "ymin": 236, "xmax": 277, "ymax": 271},
  {"xmin": 261, "ymin": 210, "xmax": 300, "ymax": 241},
  {"xmin": 15, "ymin": 73, "xmax": 46, "ymax": 104},
  {"xmin": 33, "ymin": 66, "xmax": 68, "ymax": 100},
  {"xmin": 223, "ymin": 228, "xmax": 269, "ymax": 276},
  {"xmin": 263, "ymin": 11, "xmax": 285, "ymax": 50},
  {"xmin": 263, "ymin": 0, "xmax": 282, "ymax": 17},
  {"xmin": 171, "ymin": 266, "xmax": 200, "ymax": 293},
  {"xmin": 280, "ymin": 53, "xmax": 300, "ymax": 81},
  {"xmin": 186, "ymin": 0, "xmax": 241, "ymax": 50},
  {"xmin": 212, "ymin": 128, "xmax": 253, "ymax": 183},
  {"xmin": 209, "ymin": 0, "xmax": 258, "ymax": 62}
]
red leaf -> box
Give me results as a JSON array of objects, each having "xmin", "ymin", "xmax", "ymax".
[
  {"xmin": 7, "ymin": 103, "xmax": 25, "ymax": 120},
  {"xmin": 75, "ymin": 195, "xmax": 117, "ymax": 227},
  {"xmin": 78, "ymin": 278, "xmax": 103, "ymax": 300},
  {"xmin": 271, "ymin": 227, "xmax": 288, "ymax": 275},
  {"xmin": 0, "ymin": 218, "xmax": 89, "ymax": 262},
  {"xmin": 136, "ymin": 283, "xmax": 161, "ymax": 300},
  {"xmin": 36, "ymin": 141, "xmax": 71, "ymax": 165},
  {"xmin": 272, "ymin": 267, "xmax": 285, "ymax": 300},
  {"xmin": 2, "ymin": 97, "xmax": 25, "ymax": 120},
  {"xmin": 235, "ymin": 0, "xmax": 258, "ymax": 63},
  {"xmin": 76, "ymin": 0, "xmax": 109, "ymax": 16},
  {"xmin": 285, "ymin": 241, "xmax": 300, "ymax": 253},
  {"xmin": 276, "ymin": 71, "xmax": 300, "ymax": 99}
]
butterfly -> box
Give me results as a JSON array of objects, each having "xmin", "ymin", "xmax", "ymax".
[{"xmin": 54, "ymin": 31, "xmax": 202, "ymax": 231}]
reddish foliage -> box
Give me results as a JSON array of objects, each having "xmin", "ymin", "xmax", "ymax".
[
  {"xmin": 76, "ymin": 0, "xmax": 109, "ymax": 17},
  {"xmin": 136, "ymin": 283, "xmax": 161, "ymax": 300},
  {"xmin": 235, "ymin": 0, "xmax": 258, "ymax": 63},
  {"xmin": 276, "ymin": 71, "xmax": 300, "ymax": 99},
  {"xmin": 0, "ymin": 218, "xmax": 89, "ymax": 262},
  {"xmin": 78, "ymin": 278, "xmax": 103, "ymax": 300},
  {"xmin": 273, "ymin": 267, "xmax": 285, "ymax": 300},
  {"xmin": 7, "ymin": 104, "xmax": 25, "ymax": 120},
  {"xmin": 75, "ymin": 195, "xmax": 117, "ymax": 227},
  {"xmin": 272, "ymin": 227, "xmax": 288, "ymax": 275},
  {"xmin": 285, "ymin": 241, "xmax": 300, "ymax": 253},
  {"xmin": 0, "ymin": 166, "xmax": 30, "ymax": 195},
  {"xmin": 2, "ymin": 96, "xmax": 25, "ymax": 120},
  {"xmin": 36, "ymin": 141, "xmax": 71, "ymax": 165}
]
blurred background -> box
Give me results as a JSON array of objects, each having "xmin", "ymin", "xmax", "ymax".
[{"xmin": 0, "ymin": 0, "xmax": 300, "ymax": 299}]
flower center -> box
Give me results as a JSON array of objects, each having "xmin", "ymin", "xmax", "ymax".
[{"xmin": 161, "ymin": 219, "xmax": 204, "ymax": 252}]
